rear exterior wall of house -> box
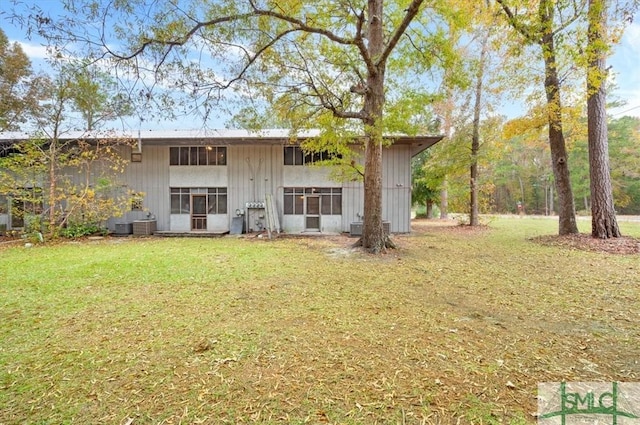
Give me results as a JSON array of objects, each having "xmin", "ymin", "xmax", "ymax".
[{"xmin": 0, "ymin": 142, "xmax": 414, "ymax": 235}]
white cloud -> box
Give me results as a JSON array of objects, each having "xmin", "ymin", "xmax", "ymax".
[
  {"xmin": 13, "ymin": 40, "xmax": 50, "ymax": 60},
  {"xmin": 621, "ymin": 23, "xmax": 640, "ymax": 55}
]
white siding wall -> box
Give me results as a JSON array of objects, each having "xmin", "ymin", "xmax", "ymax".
[
  {"xmin": 3, "ymin": 139, "xmax": 418, "ymax": 234},
  {"xmin": 121, "ymin": 145, "xmax": 170, "ymax": 230},
  {"xmin": 382, "ymin": 144, "xmax": 412, "ymax": 233},
  {"xmin": 169, "ymin": 166, "xmax": 228, "ymax": 187},
  {"xmin": 228, "ymin": 145, "xmax": 283, "ymax": 232},
  {"xmin": 114, "ymin": 142, "xmax": 414, "ymax": 234},
  {"xmin": 283, "ymin": 160, "xmax": 348, "ymax": 234},
  {"xmin": 282, "ymin": 165, "xmax": 334, "ymax": 186}
]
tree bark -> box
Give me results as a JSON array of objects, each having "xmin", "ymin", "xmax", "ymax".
[
  {"xmin": 440, "ymin": 184, "xmax": 448, "ymax": 219},
  {"xmin": 426, "ymin": 199, "xmax": 433, "ymax": 219},
  {"xmin": 470, "ymin": 29, "xmax": 489, "ymax": 227},
  {"xmin": 497, "ymin": 0, "xmax": 578, "ymax": 234},
  {"xmin": 361, "ymin": 0, "xmax": 388, "ymax": 253},
  {"xmin": 540, "ymin": 5, "xmax": 578, "ymax": 235},
  {"xmin": 587, "ymin": 0, "xmax": 620, "ymax": 238}
]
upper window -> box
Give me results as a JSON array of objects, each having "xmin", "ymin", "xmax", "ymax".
[
  {"xmin": 283, "ymin": 146, "xmax": 340, "ymax": 166},
  {"xmin": 170, "ymin": 146, "xmax": 227, "ymax": 166}
]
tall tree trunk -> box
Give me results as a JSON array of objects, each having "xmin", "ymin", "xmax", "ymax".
[
  {"xmin": 426, "ymin": 199, "xmax": 433, "ymax": 219},
  {"xmin": 470, "ymin": 29, "xmax": 489, "ymax": 227},
  {"xmin": 540, "ymin": 5, "xmax": 578, "ymax": 234},
  {"xmin": 587, "ymin": 0, "xmax": 620, "ymax": 238},
  {"xmin": 361, "ymin": 0, "xmax": 388, "ymax": 253},
  {"xmin": 497, "ymin": 0, "xmax": 577, "ymax": 232},
  {"xmin": 440, "ymin": 183, "xmax": 448, "ymax": 219},
  {"xmin": 48, "ymin": 146, "xmax": 56, "ymax": 236}
]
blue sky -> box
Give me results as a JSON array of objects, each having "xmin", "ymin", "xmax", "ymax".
[{"xmin": 1, "ymin": 1, "xmax": 639, "ymax": 131}]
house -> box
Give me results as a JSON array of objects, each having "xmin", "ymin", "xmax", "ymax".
[{"xmin": 0, "ymin": 129, "xmax": 442, "ymax": 235}]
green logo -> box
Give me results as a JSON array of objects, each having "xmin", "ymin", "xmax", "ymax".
[{"xmin": 538, "ymin": 382, "xmax": 640, "ymax": 425}]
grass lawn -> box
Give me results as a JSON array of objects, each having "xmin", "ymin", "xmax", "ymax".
[{"xmin": 1, "ymin": 217, "xmax": 639, "ymax": 424}]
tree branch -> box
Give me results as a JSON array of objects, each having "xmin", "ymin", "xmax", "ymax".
[
  {"xmin": 495, "ymin": 0, "xmax": 538, "ymax": 43},
  {"xmin": 379, "ymin": 0, "xmax": 426, "ymax": 66}
]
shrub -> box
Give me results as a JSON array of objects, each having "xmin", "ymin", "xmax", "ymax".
[{"xmin": 59, "ymin": 222, "xmax": 108, "ymax": 238}]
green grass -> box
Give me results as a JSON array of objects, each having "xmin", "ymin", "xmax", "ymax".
[{"xmin": 1, "ymin": 217, "xmax": 639, "ymax": 424}]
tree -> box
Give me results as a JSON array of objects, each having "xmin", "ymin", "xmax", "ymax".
[
  {"xmin": 412, "ymin": 150, "xmax": 440, "ymax": 218},
  {"xmin": 497, "ymin": 0, "xmax": 580, "ymax": 235},
  {"xmin": 0, "ymin": 63, "xmax": 135, "ymax": 237},
  {"xmin": 25, "ymin": 0, "xmax": 461, "ymax": 253},
  {"xmin": 608, "ymin": 116, "xmax": 640, "ymax": 214},
  {"xmin": 469, "ymin": 26, "xmax": 491, "ymax": 226},
  {"xmin": 68, "ymin": 62, "xmax": 133, "ymax": 131},
  {"xmin": 585, "ymin": 0, "xmax": 621, "ymax": 238},
  {"xmin": 0, "ymin": 28, "xmax": 48, "ymax": 131}
]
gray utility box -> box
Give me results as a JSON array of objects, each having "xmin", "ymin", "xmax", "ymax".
[
  {"xmin": 114, "ymin": 222, "xmax": 133, "ymax": 235},
  {"xmin": 350, "ymin": 221, "xmax": 390, "ymax": 237},
  {"xmin": 133, "ymin": 220, "xmax": 156, "ymax": 236},
  {"xmin": 230, "ymin": 216, "xmax": 245, "ymax": 235}
]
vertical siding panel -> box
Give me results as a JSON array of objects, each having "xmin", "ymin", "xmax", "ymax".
[
  {"xmin": 382, "ymin": 145, "xmax": 412, "ymax": 233},
  {"xmin": 400, "ymin": 146, "xmax": 410, "ymax": 232},
  {"xmin": 228, "ymin": 145, "xmax": 244, "ymax": 221},
  {"xmin": 271, "ymin": 145, "xmax": 284, "ymax": 226},
  {"xmin": 382, "ymin": 146, "xmax": 392, "ymax": 231},
  {"xmin": 140, "ymin": 146, "xmax": 169, "ymax": 230}
]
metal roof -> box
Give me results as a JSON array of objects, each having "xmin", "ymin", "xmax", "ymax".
[{"xmin": 0, "ymin": 129, "xmax": 443, "ymax": 155}]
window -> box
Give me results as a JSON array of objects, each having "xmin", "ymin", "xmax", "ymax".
[
  {"xmin": 170, "ymin": 146, "xmax": 227, "ymax": 166},
  {"xmin": 320, "ymin": 188, "xmax": 342, "ymax": 215},
  {"xmin": 130, "ymin": 192, "xmax": 144, "ymax": 211},
  {"xmin": 207, "ymin": 188, "xmax": 227, "ymax": 214},
  {"xmin": 284, "ymin": 188, "xmax": 304, "ymax": 214},
  {"xmin": 283, "ymin": 187, "xmax": 341, "ymax": 215},
  {"xmin": 284, "ymin": 146, "xmax": 304, "ymax": 165},
  {"xmin": 171, "ymin": 188, "xmax": 191, "ymax": 214},
  {"xmin": 170, "ymin": 188, "xmax": 227, "ymax": 214},
  {"xmin": 283, "ymin": 146, "xmax": 340, "ymax": 166}
]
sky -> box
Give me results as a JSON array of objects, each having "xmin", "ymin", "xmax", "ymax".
[{"xmin": 1, "ymin": 1, "xmax": 640, "ymax": 131}]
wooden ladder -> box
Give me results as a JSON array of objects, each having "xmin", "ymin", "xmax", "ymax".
[{"xmin": 264, "ymin": 193, "xmax": 281, "ymax": 239}]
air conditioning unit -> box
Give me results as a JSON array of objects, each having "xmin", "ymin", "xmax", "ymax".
[
  {"xmin": 114, "ymin": 222, "xmax": 132, "ymax": 235},
  {"xmin": 133, "ymin": 220, "xmax": 156, "ymax": 236},
  {"xmin": 350, "ymin": 221, "xmax": 390, "ymax": 237}
]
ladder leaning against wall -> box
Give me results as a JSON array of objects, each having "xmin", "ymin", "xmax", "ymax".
[{"xmin": 264, "ymin": 193, "xmax": 281, "ymax": 239}]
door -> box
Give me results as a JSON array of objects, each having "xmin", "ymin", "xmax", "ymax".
[
  {"xmin": 191, "ymin": 194, "xmax": 207, "ymax": 230},
  {"xmin": 305, "ymin": 195, "xmax": 320, "ymax": 231}
]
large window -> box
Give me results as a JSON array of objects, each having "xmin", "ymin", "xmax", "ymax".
[
  {"xmin": 170, "ymin": 188, "xmax": 191, "ymax": 214},
  {"xmin": 170, "ymin": 146, "xmax": 227, "ymax": 166},
  {"xmin": 319, "ymin": 188, "xmax": 342, "ymax": 215},
  {"xmin": 284, "ymin": 187, "xmax": 341, "ymax": 215},
  {"xmin": 170, "ymin": 188, "xmax": 227, "ymax": 214},
  {"xmin": 283, "ymin": 146, "xmax": 340, "ymax": 166},
  {"xmin": 207, "ymin": 188, "xmax": 227, "ymax": 214},
  {"xmin": 283, "ymin": 188, "xmax": 304, "ymax": 214}
]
